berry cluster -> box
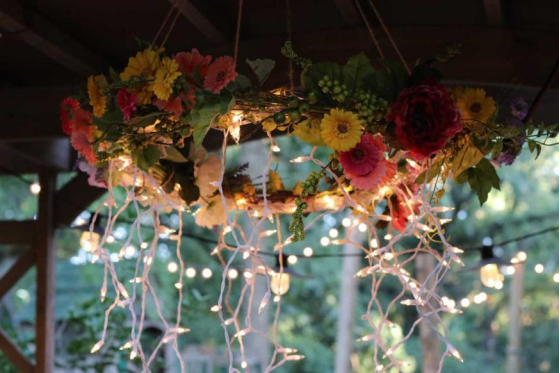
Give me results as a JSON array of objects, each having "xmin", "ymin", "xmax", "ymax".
[
  {"xmin": 288, "ymin": 198, "xmax": 308, "ymax": 242},
  {"xmin": 318, "ymin": 76, "xmax": 349, "ymax": 103},
  {"xmin": 300, "ymin": 170, "xmax": 325, "ymax": 197},
  {"xmin": 354, "ymin": 90, "xmax": 389, "ymax": 121}
]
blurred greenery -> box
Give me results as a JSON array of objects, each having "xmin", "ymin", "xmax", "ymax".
[{"xmin": 0, "ymin": 139, "xmax": 557, "ymax": 372}]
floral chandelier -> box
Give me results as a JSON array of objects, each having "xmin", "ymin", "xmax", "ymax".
[{"xmin": 59, "ymin": 31, "xmax": 557, "ymax": 372}]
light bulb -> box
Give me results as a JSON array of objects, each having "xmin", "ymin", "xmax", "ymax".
[
  {"xmin": 185, "ymin": 267, "xmax": 196, "ymax": 278},
  {"xmin": 202, "ymin": 268, "xmax": 212, "ymax": 279},
  {"xmin": 480, "ymin": 264, "xmax": 500, "ymax": 288},
  {"xmin": 270, "ymin": 273, "xmax": 290, "ymax": 295},
  {"xmin": 534, "ymin": 264, "xmax": 544, "ymax": 274},
  {"xmin": 303, "ymin": 247, "xmax": 313, "ymax": 257},
  {"xmin": 342, "ymin": 218, "xmax": 351, "ymax": 227},
  {"xmin": 167, "ymin": 262, "xmax": 178, "ymax": 273},
  {"xmin": 80, "ymin": 231, "xmax": 100, "ymax": 252},
  {"xmin": 228, "ymin": 268, "xmax": 239, "ymax": 279},
  {"xmin": 287, "ymin": 255, "xmax": 298, "ymax": 265},
  {"xmin": 30, "ymin": 182, "xmax": 41, "ymax": 195}
]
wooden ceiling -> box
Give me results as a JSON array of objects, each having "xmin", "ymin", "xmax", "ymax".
[{"xmin": 0, "ymin": 0, "xmax": 558, "ymax": 173}]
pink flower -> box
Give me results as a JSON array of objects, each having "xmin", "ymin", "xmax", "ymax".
[
  {"xmin": 154, "ymin": 96, "xmax": 183, "ymax": 117},
  {"xmin": 59, "ymin": 97, "xmax": 92, "ymax": 135},
  {"xmin": 340, "ymin": 134, "xmax": 396, "ymax": 190},
  {"xmin": 175, "ymin": 49, "xmax": 212, "ymax": 79},
  {"xmin": 389, "ymin": 184, "xmax": 421, "ymax": 232},
  {"xmin": 116, "ymin": 88, "xmax": 138, "ymax": 120},
  {"xmin": 78, "ymin": 160, "xmax": 107, "ymax": 188},
  {"xmin": 203, "ymin": 56, "xmax": 237, "ymax": 94},
  {"xmin": 71, "ymin": 129, "xmax": 96, "ymax": 165}
]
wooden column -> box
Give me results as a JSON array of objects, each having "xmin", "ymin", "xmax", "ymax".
[
  {"xmin": 507, "ymin": 263, "xmax": 525, "ymax": 373},
  {"xmin": 416, "ymin": 253, "xmax": 441, "ymax": 373},
  {"xmin": 334, "ymin": 228, "xmax": 361, "ymax": 373},
  {"xmin": 35, "ymin": 171, "xmax": 56, "ymax": 373}
]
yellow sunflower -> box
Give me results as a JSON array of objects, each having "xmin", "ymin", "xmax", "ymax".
[
  {"xmin": 87, "ymin": 74, "xmax": 108, "ymax": 117},
  {"xmin": 456, "ymin": 88, "xmax": 496, "ymax": 123},
  {"xmin": 320, "ymin": 109, "xmax": 362, "ymax": 151},
  {"xmin": 120, "ymin": 48, "xmax": 162, "ymax": 104},
  {"xmin": 152, "ymin": 57, "xmax": 181, "ymax": 101}
]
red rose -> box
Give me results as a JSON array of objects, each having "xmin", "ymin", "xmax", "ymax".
[{"xmin": 387, "ymin": 80, "xmax": 462, "ymax": 160}]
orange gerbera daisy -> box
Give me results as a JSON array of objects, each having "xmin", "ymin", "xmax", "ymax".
[{"xmin": 203, "ymin": 56, "xmax": 237, "ymax": 94}]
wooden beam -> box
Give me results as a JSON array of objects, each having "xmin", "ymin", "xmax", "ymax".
[
  {"xmin": 0, "ymin": 0, "xmax": 105, "ymax": 76},
  {"xmin": 483, "ymin": 0, "xmax": 503, "ymax": 26},
  {"xmin": 55, "ymin": 173, "xmax": 106, "ymax": 226},
  {"xmin": 0, "ymin": 248, "xmax": 36, "ymax": 300},
  {"xmin": 1, "ymin": 141, "xmax": 73, "ymax": 171},
  {"xmin": 0, "ymin": 221, "xmax": 37, "ymax": 245},
  {"xmin": 171, "ymin": 0, "xmax": 227, "ymax": 44},
  {"xmin": 0, "ymin": 328, "xmax": 34, "ymax": 373},
  {"xmin": 333, "ymin": 0, "xmax": 362, "ymax": 25},
  {"xmin": 35, "ymin": 171, "xmax": 56, "ymax": 373}
]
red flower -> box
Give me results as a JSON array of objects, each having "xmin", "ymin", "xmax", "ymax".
[
  {"xmin": 71, "ymin": 129, "xmax": 96, "ymax": 165},
  {"xmin": 387, "ymin": 80, "xmax": 462, "ymax": 160},
  {"xmin": 203, "ymin": 56, "xmax": 237, "ymax": 94},
  {"xmin": 340, "ymin": 134, "xmax": 396, "ymax": 190},
  {"xmin": 59, "ymin": 97, "xmax": 91, "ymax": 135},
  {"xmin": 175, "ymin": 49, "xmax": 212, "ymax": 79},
  {"xmin": 389, "ymin": 184, "xmax": 421, "ymax": 232},
  {"xmin": 154, "ymin": 96, "xmax": 183, "ymax": 117},
  {"xmin": 116, "ymin": 88, "xmax": 139, "ymax": 120}
]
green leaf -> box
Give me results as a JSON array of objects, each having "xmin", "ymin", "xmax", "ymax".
[
  {"xmin": 466, "ymin": 158, "xmax": 501, "ymax": 205},
  {"xmin": 342, "ymin": 53, "xmax": 375, "ymax": 93},
  {"xmin": 191, "ymin": 94, "xmax": 234, "ymax": 148},
  {"xmin": 491, "ymin": 140, "xmax": 503, "ymax": 159},
  {"xmin": 451, "ymin": 143, "xmax": 485, "ymax": 178},
  {"xmin": 92, "ymin": 110, "xmax": 124, "ymax": 131},
  {"xmin": 246, "ymin": 58, "xmax": 276, "ymax": 85},
  {"xmin": 127, "ymin": 112, "xmax": 165, "ymax": 127},
  {"xmin": 131, "ymin": 146, "xmax": 160, "ymax": 172},
  {"xmin": 363, "ymin": 60, "xmax": 407, "ymax": 101},
  {"xmin": 535, "ymin": 144, "xmax": 542, "ymax": 159},
  {"xmin": 109, "ymin": 67, "xmax": 120, "ymax": 83},
  {"xmin": 528, "ymin": 140, "xmax": 536, "ymax": 153},
  {"xmin": 414, "ymin": 158, "xmax": 444, "ymax": 184},
  {"xmin": 163, "ymin": 147, "xmax": 189, "ymax": 163}
]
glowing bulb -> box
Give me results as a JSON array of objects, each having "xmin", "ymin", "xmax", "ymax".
[
  {"xmin": 506, "ymin": 266, "xmax": 516, "ymax": 275},
  {"xmin": 287, "ymin": 255, "xmax": 298, "ymax": 265},
  {"xmin": 480, "ymin": 264, "xmax": 500, "ymax": 288},
  {"xmin": 272, "ymin": 145, "xmax": 281, "ymax": 152},
  {"xmin": 174, "ymin": 282, "xmax": 183, "ymax": 289},
  {"xmin": 290, "ymin": 157, "xmax": 305, "ymax": 163},
  {"xmin": 223, "ymin": 226, "xmax": 232, "ymax": 234},
  {"xmin": 80, "ymin": 231, "xmax": 100, "ymax": 252},
  {"xmin": 358, "ymin": 223, "xmax": 367, "ymax": 232},
  {"xmin": 370, "ymin": 239, "xmax": 378, "ymax": 248},
  {"xmin": 185, "ymin": 267, "xmax": 196, "ymax": 278},
  {"xmin": 241, "ymin": 361, "xmax": 248, "ymax": 369},
  {"xmin": 460, "ymin": 298, "xmax": 470, "ymax": 308},
  {"xmin": 106, "ymin": 235, "xmax": 115, "ymax": 244},
  {"xmin": 342, "ymin": 218, "xmax": 351, "ymax": 227},
  {"xmin": 228, "ymin": 268, "xmax": 239, "ymax": 279},
  {"xmin": 329, "ymin": 228, "xmax": 339, "ymax": 238},
  {"xmin": 554, "ymin": 273, "xmax": 559, "ymax": 283},
  {"xmin": 494, "ymin": 281, "xmax": 503, "ymax": 290},
  {"xmin": 202, "ymin": 268, "xmax": 212, "ymax": 279},
  {"xmin": 167, "ymin": 262, "xmax": 178, "ymax": 273},
  {"xmin": 320, "ymin": 237, "xmax": 330, "ymax": 246},
  {"xmin": 303, "ymin": 247, "xmax": 313, "ymax": 257},
  {"xmin": 384, "ymin": 234, "xmax": 393, "ymax": 240},
  {"xmin": 534, "ymin": 264, "xmax": 544, "ymax": 273},
  {"xmin": 244, "ymin": 271, "xmax": 253, "ymax": 279},
  {"xmin": 270, "ymin": 273, "xmax": 290, "ymax": 295},
  {"xmin": 140, "ymin": 242, "xmax": 148, "ymax": 249},
  {"xmin": 210, "ymin": 305, "xmax": 221, "ymax": 312},
  {"xmin": 30, "ymin": 182, "xmax": 41, "ymax": 195},
  {"xmin": 516, "ymin": 251, "xmax": 527, "ymax": 262},
  {"xmin": 473, "ymin": 292, "xmax": 487, "ymax": 304},
  {"xmin": 91, "ymin": 341, "xmax": 104, "ymax": 353}
]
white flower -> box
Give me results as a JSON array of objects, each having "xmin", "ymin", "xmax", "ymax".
[
  {"xmin": 195, "ymin": 154, "xmax": 222, "ymax": 199},
  {"xmin": 195, "ymin": 196, "xmax": 230, "ymax": 228}
]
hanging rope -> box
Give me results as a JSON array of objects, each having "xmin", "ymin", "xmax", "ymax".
[
  {"xmin": 153, "ymin": 0, "xmax": 180, "ymax": 46},
  {"xmin": 233, "ymin": 0, "xmax": 244, "ymax": 67},
  {"xmin": 354, "ymin": 0, "xmax": 385, "ymax": 60},
  {"xmin": 160, "ymin": 0, "xmax": 185, "ymax": 48},
  {"xmin": 523, "ymin": 59, "xmax": 559, "ymax": 125},
  {"xmin": 365, "ymin": 0, "xmax": 411, "ymax": 74}
]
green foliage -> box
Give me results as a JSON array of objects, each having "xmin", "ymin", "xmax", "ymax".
[
  {"xmin": 191, "ymin": 93, "xmax": 235, "ymax": 148},
  {"xmin": 341, "ymin": 53, "xmax": 375, "ymax": 94},
  {"xmin": 455, "ymin": 158, "xmax": 501, "ymax": 205},
  {"xmin": 132, "ymin": 145, "xmax": 161, "ymax": 172}
]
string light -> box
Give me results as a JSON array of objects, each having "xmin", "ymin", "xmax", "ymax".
[
  {"xmin": 460, "ymin": 298, "xmax": 470, "ymax": 308},
  {"xmin": 167, "ymin": 262, "xmax": 178, "ymax": 273},
  {"xmin": 358, "ymin": 223, "xmax": 367, "ymax": 232},
  {"xmin": 303, "ymin": 247, "xmax": 313, "ymax": 257},
  {"xmin": 202, "ymin": 268, "xmax": 213, "ymax": 279},
  {"xmin": 320, "ymin": 237, "xmax": 330, "ymax": 246},
  {"xmin": 185, "ymin": 267, "xmax": 196, "ymax": 278},
  {"xmin": 505, "ymin": 266, "xmax": 516, "ymax": 275},
  {"xmin": 30, "ymin": 182, "xmax": 41, "ymax": 195},
  {"xmin": 534, "ymin": 264, "xmax": 544, "ymax": 273},
  {"xmin": 228, "ymin": 268, "xmax": 239, "ymax": 279},
  {"xmin": 329, "ymin": 228, "xmax": 339, "ymax": 238},
  {"xmin": 554, "ymin": 273, "xmax": 559, "ymax": 283},
  {"xmin": 342, "ymin": 218, "xmax": 352, "ymax": 227},
  {"xmin": 287, "ymin": 255, "xmax": 298, "ymax": 265}
]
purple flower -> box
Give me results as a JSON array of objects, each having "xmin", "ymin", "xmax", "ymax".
[
  {"xmin": 505, "ymin": 116, "xmax": 524, "ymax": 128},
  {"xmin": 510, "ymin": 97, "xmax": 528, "ymax": 120},
  {"xmin": 496, "ymin": 152, "xmax": 516, "ymax": 166}
]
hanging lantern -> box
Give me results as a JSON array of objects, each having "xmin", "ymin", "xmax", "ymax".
[
  {"xmin": 77, "ymin": 215, "xmax": 104, "ymax": 252},
  {"xmin": 465, "ymin": 245, "xmax": 506, "ymax": 289},
  {"xmin": 262, "ymin": 254, "xmax": 303, "ymax": 296}
]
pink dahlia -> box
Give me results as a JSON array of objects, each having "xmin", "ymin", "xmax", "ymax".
[
  {"xmin": 154, "ymin": 96, "xmax": 183, "ymax": 117},
  {"xmin": 203, "ymin": 56, "xmax": 237, "ymax": 94},
  {"xmin": 71, "ymin": 129, "xmax": 96, "ymax": 165},
  {"xmin": 116, "ymin": 88, "xmax": 138, "ymax": 120},
  {"xmin": 175, "ymin": 49, "xmax": 212, "ymax": 79},
  {"xmin": 340, "ymin": 134, "xmax": 396, "ymax": 190}
]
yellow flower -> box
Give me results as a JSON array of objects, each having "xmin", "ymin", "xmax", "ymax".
[
  {"xmin": 267, "ymin": 170, "xmax": 284, "ymax": 192},
  {"xmin": 293, "ymin": 118, "xmax": 326, "ymax": 146},
  {"xmin": 87, "ymin": 74, "xmax": 108, "ymax": 117},
  {"xmin": 320, "ymin": 109, "xmax": 362, "ymax": 151},
  {"xmin": 216, "ymin": 114, "xmax": 232, "ymax": 129},
  {"xmin": 120, "ymin": 48, "xmax": 161, "ymax": 104},
  {"xmin": 153, "ymin": 57, "xmax": 181, "ymax": 101},
  {"xmin": 456, "ymin": 88, "xmax": 496, "ymax": 123}
]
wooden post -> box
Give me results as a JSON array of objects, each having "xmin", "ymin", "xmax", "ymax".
[
  {"xmin": 415, "ymin": 253, "xmax": 441, "ymax": 373},
  {"xmin": 334, "ymin": 228, "xmax": 361, "ymax": 373},
  {"xmin": 35, "ymin": 171, "xmax": 56, "ymax": 373},
  {"xmin": 507, "ymin": 262, "xmax": 525, "ymax": 373}
]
